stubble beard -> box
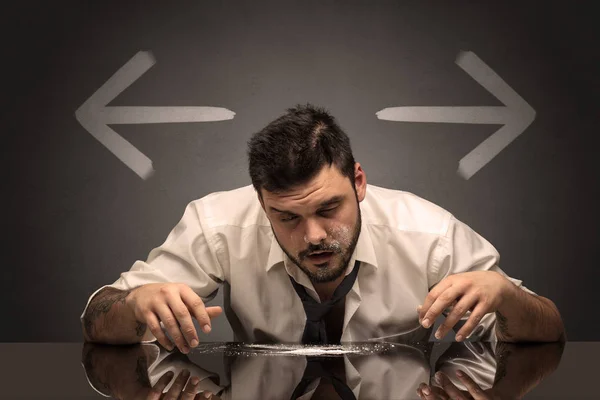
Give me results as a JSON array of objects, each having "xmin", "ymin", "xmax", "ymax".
[{"xmin": 274, "ymin": 206, "xmax": 362, "ymax": 284}]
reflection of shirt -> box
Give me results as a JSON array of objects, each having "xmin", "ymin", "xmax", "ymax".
[
  {"xmin": 81, "ymin": 184, "xmax": 535, "ymax": 342},
  {"xmin": 82, "ymin": 342, "xmax": 500, "ymax": 399}
]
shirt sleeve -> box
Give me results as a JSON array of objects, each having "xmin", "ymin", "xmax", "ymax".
[
  {"xmin": 80, "ymin": 200, "xmax": 226, "ymax": 326},
  {"xmin": 428, "ymin": 215, "xmax": 537, "ymax": 341}
]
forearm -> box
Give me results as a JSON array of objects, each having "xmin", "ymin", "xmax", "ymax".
[
  {"xmin": 491, "ymin": 341, "xmax": 564, "ymax": 398},
  {"xmin": 495, "ymin": 283, "xmax": 565, "ymax": 342},
  {"xmin": 82, "ymin": 343, "xmax": 153, "ymax": 397},
  {"xmin": 82, "ymin": 287, "xmax": 150, "ymax": 344}
]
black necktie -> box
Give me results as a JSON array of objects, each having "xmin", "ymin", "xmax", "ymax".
[
  {"xmin": 290, "ymin": 356, "xmax": 357, "ymax": 400},
  {"xmin": 289, "ymin": 261, "xmax": 361, "ymax": 345}
]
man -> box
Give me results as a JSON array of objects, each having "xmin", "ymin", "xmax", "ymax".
[{"xmin": 81, "ymin": 104, "xmax": 565, "ymax": 354}]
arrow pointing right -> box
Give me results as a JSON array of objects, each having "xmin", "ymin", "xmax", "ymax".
[
  {"xmin": 75, "ymin": 51, "xmax": 235, "ymax": 180},
  {"xmin": 377, "ymin": 51, "xmax": 536, "ymax": 179}
]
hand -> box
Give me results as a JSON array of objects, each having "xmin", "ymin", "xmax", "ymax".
[
  {"xmin": 146, "ymin": 369, "xmax": 212, "ymax": 400},
  {"xmin": 417, "ymin": 271, "xmax": 511, "ymax": 341},
  {"xmin": 417, "ymin": 370, "xmax": 495, "ymax": 400},
  {"xmin": 126, "ymin": 283, "xmax": 223, "ymax": 353},
  {"xmin": 198, "ymin": 391, "xmax": 222, "ymax": 400}
]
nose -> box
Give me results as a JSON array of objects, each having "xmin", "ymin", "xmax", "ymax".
[{"xmin": 304, "ymin": 218, "xmax": 327, "ymax": 245}]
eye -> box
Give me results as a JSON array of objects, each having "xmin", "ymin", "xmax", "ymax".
[
  {"xmin": 318, "ymin": 207, "xmax": 338, "ymax": 217},
  {"xmin": 280, "ymin": 214, "xmax": 298, "ymax": 222}
]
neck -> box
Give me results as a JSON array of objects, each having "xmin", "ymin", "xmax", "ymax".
[{"xmin": 313, "ymin": 273, "xmax": 346, "ymax": 301}]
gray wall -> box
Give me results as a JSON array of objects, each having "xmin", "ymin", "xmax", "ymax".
[{"xmin": 5, "ymin": 1, "xmax": 598, "ymax": 341}]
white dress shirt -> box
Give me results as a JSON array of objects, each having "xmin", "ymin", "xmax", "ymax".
[{"xmin": 81, "ymin": 184, "xmax": 534, "ymax": 343}]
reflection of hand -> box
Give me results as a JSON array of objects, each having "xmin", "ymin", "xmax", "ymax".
[
  {"xmin": 431, "ymin": 341, "xmax": 564, "ymax": 400},
  {"xmin": 198, "ymin": 391, "xmax": 222, "ymax": 400},
  {"xmin": 417, "ymin": 271, "xmax": 511, "ymax": 340},
  {"xmin": 146, "ymin": 369, "xmax": 210, "ymax": 400},
  {"xmin": 126, "ymin": 283, "xmax": 223, "ymax": 353},
  {"xmin": 82, "ymin": 343, "xmax": 222, "ymax": 399},
  {"xmin": 417, "ymin": 370, "xmax": 495, "ymax": 400},
  {"xmin": 144, "ymin": 370, "xmax": 174, "ymax": 400}
]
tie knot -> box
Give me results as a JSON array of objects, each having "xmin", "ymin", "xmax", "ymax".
[
  {"xmin": 304, "ymin": 301, "xmax": 336, "ymax": 321},
  {"xmin": 289, "ymin": 261, "xmax": 361, "ymax": 345}
]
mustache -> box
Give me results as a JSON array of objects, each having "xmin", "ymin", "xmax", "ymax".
[{"xmin": 299, "ymin": 242, "xmax": 342, "ymax": 260}]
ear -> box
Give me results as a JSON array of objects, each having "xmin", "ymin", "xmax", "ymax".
[{"xmin": 354, "ymin": 162, "xmax": 367, "ymax": 202}]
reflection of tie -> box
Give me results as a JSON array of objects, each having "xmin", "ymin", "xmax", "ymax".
[
  {"xmin": 289, "ymin": 261, "xmax": 361, "ymax": 344},
  {"xmin": 290, "ymin": 356, "xmax": 356, "ymax": 400}
]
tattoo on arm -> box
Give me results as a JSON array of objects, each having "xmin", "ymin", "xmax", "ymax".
[
  {"xmin": 495, "ymin": 311, "xmax": 513, "ymax": 341},
  {"xmin": 83, "ymin": 288, "xmax": 132, "ymax": 340},
  {"xmin": 136, "ymin": 321, "xmax": 147, "ymax": 337},
  {"xmin": 135, "ymin": 355, "xmax": 152, "ymax": 388},
  {"xmin": 493, "ymin": 341, "xmax": 511, "ymax": 385},
  {"xmin": 82, "ymin": 346, "xmax": 112, "ymax": 395}
]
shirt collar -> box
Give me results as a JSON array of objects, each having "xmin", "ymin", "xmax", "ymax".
[
  {"xmin": 354, "ymin": 222, "xmax": 378, "ymax": 269},
  {"xmin": 266, "ymin": 230, "xmax": 285, "ymax": 271},
  {"xmin": 265, "ymin": 221, "xmax": 378, "ymax": 272}
]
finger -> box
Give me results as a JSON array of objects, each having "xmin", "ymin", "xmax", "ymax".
[
  {"xmin": 434, "ymin": 295, "xmax": 478, "ymax": 340},
  {"xmin": 197, "ymin": 392, "xmax": 219, "ymax": 400},
  {"xmin": 456, "ymin": 370, "xmax": 487, "ymax": 399},
  {"xmin": 417, "ymin": 383, "xmax": 440, "ymax": 400},
  {"xmin": 147, "ymin": 371, "xmax": 174, "ymax": 400},
  {"xmin": 421, "ymin": 286, "xmax": 463, "ymax": 329},
  {"xmin": 206, "ymin": 306, "xmax": 223, "ymax": 319},
  {"xmin": 164, "ymin": 369, "xmax": 190, "ymax": 400},
  {"xmin": 155, "ymin": 304, "xmax": 189, "ymax": 353},
  {"xmin": 181, "ymin": 375, "xmax": 201, "ymax": 400},
  {"xmin": 455, "ymin": 302, "xmax": 490, "ymax": 342},
  {"xmin": 419, "ymin": 280, "xmax": 453, "ymax": 321},
  {"xmin": 426, "ymin": 386, "xmax": 450, "ymax": 400},
  {"xmin": 429, "ymin": 379, "xmax": 451, "ymax": 400},
  {"xmin": 417, "ymin": 383, "xmax": 429, "ymax": 399},
  {"xmin": 145, "ymin": 312, "xmax": 175, "ymax": 351},
  {"xmin": 165, "ymin": 291, "xmax": 198, "ymax": 348},
  {"xmin": 435, "ymin": 371, "xmax": 469, "ymax": 400},
  {"xmin": 201, "ymin": 307, "xmax": 223, "ymax": 334},
  {"xmin": 180, "ymin": 287, "xmax": 214, "ymax": 335}
]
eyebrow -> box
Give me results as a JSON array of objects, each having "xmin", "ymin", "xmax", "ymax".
[{"xmin": 269, "ymin": 195, "xmax": 344, "ymax": 214}]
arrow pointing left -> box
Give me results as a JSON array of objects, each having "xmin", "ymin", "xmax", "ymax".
[{"xmin": 75, "ymin": 51, "xmax": 235, "ymax": 180}]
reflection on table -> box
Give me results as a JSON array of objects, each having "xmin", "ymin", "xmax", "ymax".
[{"xmin": 81, "ymin": 338, "xmax": 564, "ymax": 399}]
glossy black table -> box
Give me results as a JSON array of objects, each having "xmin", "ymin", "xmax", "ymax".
[{"xmin": 0, "ymin": 341, "xmax": 596, "ymax": 399}]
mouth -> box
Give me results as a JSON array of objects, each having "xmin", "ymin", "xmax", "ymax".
[{"xmin": 306, "ymin": 251, "xmax": 334, "ymax": 266}]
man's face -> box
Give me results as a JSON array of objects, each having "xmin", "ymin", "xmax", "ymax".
[{"xmin": 260, "ymin": 164, "xmax": 367, "ymax": 283}]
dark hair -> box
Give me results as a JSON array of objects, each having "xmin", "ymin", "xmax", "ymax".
[{"xmin": 248, "ymin": 104, "xmax": 356, "ymax": 194}]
